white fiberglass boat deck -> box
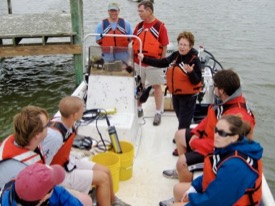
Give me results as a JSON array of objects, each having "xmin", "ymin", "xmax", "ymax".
[{"xmin": 114, "ymin": 96, "xmax": 185, "ymax": 205}]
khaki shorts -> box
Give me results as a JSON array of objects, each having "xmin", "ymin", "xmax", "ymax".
[
  {"xmin": 135, "ymin": 64, "xmax": 166, "ymax": 85},
  {"xmin": 60, "ymin": 157, "xmax": 95, "ymax": 194}
]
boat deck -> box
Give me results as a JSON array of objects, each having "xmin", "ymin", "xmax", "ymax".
[{"xmin": 115, "ymin": 96, "xmax": 179, "ymax": 205}]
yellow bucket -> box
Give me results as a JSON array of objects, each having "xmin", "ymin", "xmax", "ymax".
[
  {"xmin": 92, "ymin": 152, "xmax": 120, "ymax": 193},
  {"xmin": 113, "ymin": 141, "xmax": 134, "ymax": 181}
]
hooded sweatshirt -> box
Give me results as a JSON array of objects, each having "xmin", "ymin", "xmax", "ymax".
[{"xmin": 186, "ymin": 137, "xmax": 263, "ymax": 206}]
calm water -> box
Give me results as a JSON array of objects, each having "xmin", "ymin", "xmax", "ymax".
[{"xmin": 1, "ymin": 0, "xmax": 275, "ymax": 196}]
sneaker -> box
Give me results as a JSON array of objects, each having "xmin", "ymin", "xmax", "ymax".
[
  {"xmin": 138, "ymin": 109, "xmax": 144, "ymax": 118},
  {"xmin": 112, "ymin": 196, "xmax": 131, "ymax": 206},
  {"xmin": 153, "ymin": 113, "xmax": 161, "ymax": 126},
  {"xmin": 172, "ymin": 148, "xmax": 178, "ymax": 156},
  {"xmin": 162, "ymin": 169, "xmax": 178, "ymax": 179},
  {"xmin": 159, "ymin": 197, "xmax": 174, "ymax": 206}
]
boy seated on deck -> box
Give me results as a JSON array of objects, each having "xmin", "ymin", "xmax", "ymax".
[{"xmin": 42, "ymin": 96, "xmax": 130, "ymax": 206}]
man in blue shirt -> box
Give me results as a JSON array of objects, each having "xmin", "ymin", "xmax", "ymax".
[{"xmin": 95, "ymin": 2, "xmax": 132, "ymax": 63}]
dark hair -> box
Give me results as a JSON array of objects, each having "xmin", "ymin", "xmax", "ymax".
[
  {"xmin": 220, "ymin": 115, "xmax": 251, "ymax": 141},
  {"xmin": 14, "ymin": 186, "xmax": 41, "ymax": 206},
  {"xmin": 138, "ymin": 0, "xmax": 154, "ymax": 13},
  {"xmin": 213, "ymin": 69, "xmax": 241, "ymax": 96},
  {"xmin": 177, "ymin": 31, "xmax": 195, "ymax": 47}
]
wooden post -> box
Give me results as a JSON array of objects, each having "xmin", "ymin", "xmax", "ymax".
[
  {"xmin": 70, "ymin": 0, "xmax": 83, "ymax": 85},
  {"xmin": 7, "ymin": 0, "xmax": 12, "ymax": 14}
]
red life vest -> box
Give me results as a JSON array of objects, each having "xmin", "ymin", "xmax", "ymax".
[
  {"xmin": 99, "ymin": 18, "xmax": 129, "ymax": 47},
  {"xmin": 191, "ymin": 97, "xmax": 255, "ymax": 156},
  {"xmin": 133, "ymin": 20, "xmax": 163, "ymax": 63},
  {"xmin": 48, "ymin": 122, "xmax": 76, "ymax": 167},
  {"xmin": 166, "ymin": 55, "xmax": 202, "ymax": 95},
  {"xmin": 202, "ymin": 151, "xmax": 262, "ymax": 206},
  {"xmin": 0, "ymin": 135, "xmax": 45, "ymax": 165}
]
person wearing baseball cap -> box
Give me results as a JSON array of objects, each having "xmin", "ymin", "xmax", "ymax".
[
  {"xmin": 95, "ymin": 2, "xmax": 133, "ymax": 63},
  {"xmin": 0, "ymin": 163, "xmax": 84, "ymax": 206},
  {"xmin": 108, "ymin": 2, "xmax": 120, "ymax": 10}
]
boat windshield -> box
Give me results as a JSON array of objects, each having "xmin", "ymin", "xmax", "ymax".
[{"xmin": 88, "ymin": 45, "xmax": 135, "ymax": 76}]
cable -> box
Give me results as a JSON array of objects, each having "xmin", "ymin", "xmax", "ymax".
[
  {"xmin": 95, "ymin": 114, "xmax": 106, "ymax": 150},
  {"xmin": 77, "ymin": 108, "xmax": 123, "ymax": 153}
]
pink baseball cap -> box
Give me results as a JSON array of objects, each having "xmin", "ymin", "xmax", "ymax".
[{"xmin": 15, "ymin": 163, "xmax": 65, "ymax": 201}]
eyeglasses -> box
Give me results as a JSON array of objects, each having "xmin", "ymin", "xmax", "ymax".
[
  {"xmin": 214, "ymin": 127, "xmax": 235, "ymax": 137},
  {"xmin": 178, "ymin": 43, "xmax": 190, "ymax": 47}
]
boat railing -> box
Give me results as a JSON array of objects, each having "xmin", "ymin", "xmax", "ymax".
[{"xmin": 82, "ymin": 33, "xmax": 142, "ymax": 76}]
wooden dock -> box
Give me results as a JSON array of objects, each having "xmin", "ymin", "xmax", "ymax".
[{"xmin": 0, "ymin": 12, "xmax": 81, "ymax": 57}]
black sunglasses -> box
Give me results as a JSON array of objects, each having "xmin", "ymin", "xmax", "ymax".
[{"xmin": 214, "ymin": 127, "xmax": 235, "ymax": 137}]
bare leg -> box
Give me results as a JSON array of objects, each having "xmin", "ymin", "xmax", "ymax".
[
  {"xmin": 173, "ymin": 182, "xmax": 191, "ymax": 202},
  {"xmin": 67, "ymin": 189, "xmax": 93, "ymax": 206},
  {"xmin": 92, "ymin": 169, "xmax": 111, "ymax": 206},
  {"xmin": 93, "ymin": 164, "xmax": 116, "ymax": 202},
  {"xmin": 175, "ymin": 129, "xmax": 187, "ymax": 155},
  {"xmin": 137, "ymin": 99, "xmax": 142, "ymax": 108},
  {"xmin": 76, "ymin": 193, "xmax": 93, "ymax": 206},
  {"xmin": 171, "ymin": 203, "xmax": 188, "ymax": 206},
  {"xmin": 153, "ymin": 84, "xmax": 163, "ymax": 111},
  {"xmin": 176, "ymin": 155, "xmax": 193, "ymax": 182}
]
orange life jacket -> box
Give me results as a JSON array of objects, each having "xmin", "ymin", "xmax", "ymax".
[
  {"xmin": 203, "ymin": 100, "xmax": 255, "ymax": 141},
  {"xmin": 48, "ymin": 122, "xmax": 76, "ymax": 167},
  {"xmin": 133, "ymin": 20, "xmax": 163, "ymax": 62},
  {"xmin": 166, "ymin": 55, "xmax": 202, "ymax": 95},
  {"xmin": 0, "ymin": 135, "xmax": 45, "ymax": 165},
  {"xmin": 99, "ymin": 18, "xmax": 129, "ymax": 47},
  {"xmin": 191, "ymin": 98, "xmax": 255, "ymax": 156},
  {"xmin": 202, "ymin": 151, "xmax": 262, "ymax": 206}
]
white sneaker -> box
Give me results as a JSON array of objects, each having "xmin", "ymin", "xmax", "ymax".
[
  {"xmin": 162, "ymin": 169, "xmax": 178, "ymax": 179},
  {"xmin": 153, "ymin": 113, "xmax": 161, "ymax": 125}
]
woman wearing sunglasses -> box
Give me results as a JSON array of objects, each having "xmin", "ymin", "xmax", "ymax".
[{"xmin": 170, "ymin": 115, "xmax": 263, "ymax": 206}]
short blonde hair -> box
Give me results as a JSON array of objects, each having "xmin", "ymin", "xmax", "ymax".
[{"xmin": 59, "ymin": 96, "xmax": 84, "ymax": 118}]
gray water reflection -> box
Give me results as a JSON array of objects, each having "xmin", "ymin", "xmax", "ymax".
[{"xmin": 1, "ymin": 0, "xmax": 275, "ymax": 196}]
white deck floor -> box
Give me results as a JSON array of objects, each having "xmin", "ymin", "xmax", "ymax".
[{"xmin": 115, "ymin": 96, "xmax": 179, "ymax": 205}]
